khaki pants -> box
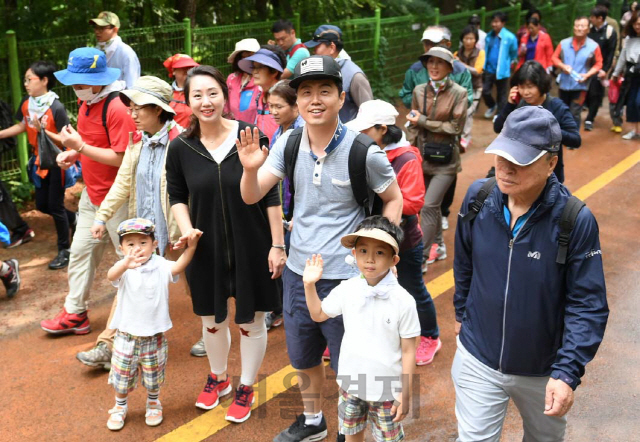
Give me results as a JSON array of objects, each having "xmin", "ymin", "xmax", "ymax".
[{"xmin": 63, "ymin": 188, "xmax": 128, "ymax": 314}]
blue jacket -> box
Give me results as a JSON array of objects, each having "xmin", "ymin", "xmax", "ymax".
[
  {"xmin": 484, "ymin": 28, "xmax": 518, "ymax": 80},
  {"xmin": 454, "ymin": 175, "xmax": 608, "ymax": 390},
  {"xmin": 557, "ymin": 37, "xmax": 600, "ymax": 91}
]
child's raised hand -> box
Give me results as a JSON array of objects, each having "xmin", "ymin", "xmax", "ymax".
[
  {"xmin": 302, "ymin": 254, "xmax": 324, "ymax": 285},
  {"xmin": 122, "ymin": 247, "xmax": 147, "ymax": 269}
]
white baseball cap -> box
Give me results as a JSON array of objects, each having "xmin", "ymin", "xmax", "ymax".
[
  {"xmin": 345, "ymin": 100, "xmax": 399, "ymax": 133},
  {"xmin": 421, "ymin": 28, "xmax": 451, "ymax": 43}
]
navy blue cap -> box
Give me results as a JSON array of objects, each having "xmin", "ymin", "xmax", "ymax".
[
  {"xmin": 485, "ymin": 106, "xmax": 562, "ymax": 166},
  {"xmin": 304, "ymin": 25, "xmax": 343, "ymax": 48},
  {"xmin": 238, "ymin": 48, "xmax": 285, "ymax": 74},
  {"xmin": 54, "ymin": 47, "xmax": 121, "ymax": 86}
]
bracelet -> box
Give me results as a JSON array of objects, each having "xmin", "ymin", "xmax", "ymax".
[
  {"xmin": 77, "ymin": 142, "xmax": 86, "ymax": 153},
  {"xmin": 272, "ymin": 245, "xmax": 286, "ymax": 250}
]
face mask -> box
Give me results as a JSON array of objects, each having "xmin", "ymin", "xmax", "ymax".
[{"xmin": 74, "ymin": 87, "xmax": 99, "ymax": 102}]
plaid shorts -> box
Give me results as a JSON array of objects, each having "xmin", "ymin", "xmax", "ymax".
[
  {"xmin": 338, "ymin": 389, "xmax": 404, "ymax": 442},
  {"xmin": 108, "ymin": 331, "xmax": 168, "ymax": 395}
]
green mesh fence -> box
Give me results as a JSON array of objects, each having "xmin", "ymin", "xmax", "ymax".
[{"xmin": 3, "ymin": 2, "xmax": 613, "ymax": 182}]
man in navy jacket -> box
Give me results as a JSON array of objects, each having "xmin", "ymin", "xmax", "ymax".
[{"xmin": 452, "ymin": 106, "xmax": 608, "ymax": 441}]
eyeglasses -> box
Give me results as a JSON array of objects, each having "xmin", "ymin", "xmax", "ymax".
[
  {"xmin": 23, "ymin": 77, "xmax": 39, "ymax": 85},
  {"xmin": 127, "ymin": 105, "xmax": 150, "ymax": 116},
  {"xmin": 93, "ymin": 25, "xmax": 115, "ymax": 32}
]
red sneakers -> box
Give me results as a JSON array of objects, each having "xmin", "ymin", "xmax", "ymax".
[
  {"xmin": 415, "ymin": 336, "xmax": 442, "ymax": 366},
  {"xmin": 225, "ymin": 384, "xmax": 255, "ymax": 423},
  {"xmin": 195, "ymin": 373, "xmax": 232, "ymax": 410},
  {"xmin": 40, "ymin": 308, "xmax": 91, "ymax": 335}
]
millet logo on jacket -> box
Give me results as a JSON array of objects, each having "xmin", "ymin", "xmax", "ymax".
[{"xmin": 527, "ymin": 251, "xmax": 541, "ymax": 260}]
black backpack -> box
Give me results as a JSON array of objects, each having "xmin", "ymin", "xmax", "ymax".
[
  {"xmin": 461, "ymin": 177, "xmax": 585, "ymax": 264},
  {"xmin": 283, "ymin": 127, "xmax": 382, "ymax": 221}
]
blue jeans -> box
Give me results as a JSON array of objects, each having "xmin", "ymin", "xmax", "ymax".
[{"xmin": 396, "ymin": 243, "xmax": 439, "ymax": 338}]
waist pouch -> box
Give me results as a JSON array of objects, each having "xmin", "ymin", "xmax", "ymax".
[{"xmin": 423, "ymin": 141, "xmax": 453, "ymax": 164}]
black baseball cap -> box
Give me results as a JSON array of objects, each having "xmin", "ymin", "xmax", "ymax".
[
  {"xmin": 485, "ymin": 106, "xmax": 562, "ymax": 166},
  {"xmin": 289, "ymin": 55, "xmax": 343, "ymax": 90}
]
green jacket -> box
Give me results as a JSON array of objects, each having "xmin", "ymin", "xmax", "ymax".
[{"xmin": 399, "ymin": 60, "xmax": 474, "ymax": 109}]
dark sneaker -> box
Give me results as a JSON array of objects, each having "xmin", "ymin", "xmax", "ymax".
[
  {"xmin": 190, "ymin": 338, "xmax": 207, "ymax": 357},
  {"xmin": 336, "ymin": 433, "xmax": 345, "ymax": 442},
  {"xmin": 273, "ymin": 414, "xmax": 328, "ymax": 442},
  {"xmin": 6, "ymin": 228, "xmax": 35, "ymax": 249},
  {"xmin": 1, "ymin": 259, "xmax": 20, "ymax": 298},
  {"xmin": 266, "ymin": 312, "xmax": 284, "ymax": 330},
  {"xmin": 48, "ymin": 249, "xmax": 70, "ymax": 270},
  {"xmin": 584, "ymin": 121, "xmax": 593, "ymax": 131},
  {"xmin": 76, "ymin": 342, "xmax": 112, "ymax": 370}
]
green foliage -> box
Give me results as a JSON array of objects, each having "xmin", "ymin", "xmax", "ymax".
[{"xmin": 6, "ymin": 181, "xmax": 34, "ymax": 210}]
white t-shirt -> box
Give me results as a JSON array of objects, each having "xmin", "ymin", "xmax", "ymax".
[
  {"xmin": 321, "ymin": 271, "xmax": 420, "ymax": 402},
  {"xmin": 208, "ymin": 120, "xmax": 239, "ymax": 164},
  {"xmin": 109, "ymin": 255, "xmax": 178, "ymax": 336}
]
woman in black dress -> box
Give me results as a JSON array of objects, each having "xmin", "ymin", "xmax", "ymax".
[{"xmin": 166, "ymin": 65, "xmax": 284, "ymax": 423}]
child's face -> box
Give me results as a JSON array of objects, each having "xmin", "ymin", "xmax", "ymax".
[
  {"xmin": 119, "ymin": 233, "xmax": 157, "ymax": 261},
  {"xmin": 352, "ymin": 237, "xmax": 399, "ymax": 285}
]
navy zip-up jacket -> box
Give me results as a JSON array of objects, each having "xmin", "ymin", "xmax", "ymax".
[{"xmin": 454, "ymin": 175, "xmax": 608, "ymax": 390}]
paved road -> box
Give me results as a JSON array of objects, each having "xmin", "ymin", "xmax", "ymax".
[{"xmin": 0, "ymin": 113, "xmax": 637, "ymax": 442}]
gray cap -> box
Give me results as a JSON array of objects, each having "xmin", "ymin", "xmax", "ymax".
[{"xmin": 485, "ymin": 106, "xmax": 562, "ymax": 166}]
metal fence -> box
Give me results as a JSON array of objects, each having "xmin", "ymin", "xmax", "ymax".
[{"xmin": 0, "ymin": 0, "xmax": 616, "ymax": 182}]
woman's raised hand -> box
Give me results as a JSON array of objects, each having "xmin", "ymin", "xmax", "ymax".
[{"xmin": 236, "ymin": 127, "xmax": 269, "ymax": 172}]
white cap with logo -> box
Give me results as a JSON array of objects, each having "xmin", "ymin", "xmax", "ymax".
[{"xmin": 345, "ymin": 99, "xmax": 399, "ymax": 133}]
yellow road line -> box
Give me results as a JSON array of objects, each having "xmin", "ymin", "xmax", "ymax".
[{"xmin": 156, "ymin": 149, "xmax": 640, "ymax": 442}]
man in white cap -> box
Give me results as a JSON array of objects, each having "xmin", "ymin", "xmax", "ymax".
[
  {"xmin": 452, "ymin": 106, "xmax": 608, "ymax": 441},
  {"xmin": 399, "ymin": 26, "xmax": 474, "ymax": 109},
  {"xmin": 90, "ymin": 11, "xmax": 141, "ymax": 88}
]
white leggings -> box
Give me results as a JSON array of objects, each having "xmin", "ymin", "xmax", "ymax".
[{"xmin": 201, "ymin": 309, "xmax": 267, "ymax": 387}]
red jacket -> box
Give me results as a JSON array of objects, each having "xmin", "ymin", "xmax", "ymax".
[
  {"xmin": 386, "ymin": 143, "xmax": 425, "ymax": 251},
  {"xmin": 517, "ymin": 31, "xmax": 554, "ymax": 70}
]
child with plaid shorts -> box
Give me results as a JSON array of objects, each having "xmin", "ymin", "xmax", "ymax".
[
  {"xmin": 303, "ymin": 216, "xmax": 420, "ymax": 442},
  {"xmin": 106, "ymin": 218, "xmax": 200, "ymax": 431}
]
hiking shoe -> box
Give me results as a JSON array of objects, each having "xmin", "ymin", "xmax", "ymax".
[
  {"xmin": 322, "ymin": 346, "xmax": 330, "ymax": 361},
  {"xmin": 442, "ymin": 216, "xmax": 449, "ymax": 230},
  {"xmin": 225, "ymin": 385, "xmax": 255, "ymax": 423},
  {"xmin": 195, "ymin": 373, "xmax": 232, "ymax": 410},
  {"xmin": 40, "ymin": 308, "xmax": 91, "ymax": 335},
  {"xmin": 421, "ymin": 257, "xmax": 428, "ymax": 274},
  {"xmin": 6, "ymin": 228, "xmax": 35, "ymax": 249},
  {"xmin": 107, "ymin": 405, "xmax": 127, "ymax": 431},
  {"xmin": 584, "ymin": 121, "xmax": 593, "ymax": 131},
  {"xmin": 483, "ymin": 105, "xmax": 497, "ymax": 119},
  {"xmin": 266, "ymin": 312, "xmax": 284, "ymax": 330},
  {"xmin": 416, "ymin": 336, "xmax": 442, "ymax": 366},
  {"xmin": 611, "ymin": 125, "xmax": 622, "ymax": 133},
  {"xmin": 76, "ymin": 342, "xmax": 112, "ymax": 370},
  {"xmin": 426, "ymin": 243, "xmax": 447, "ymax": 265},
  {"xmin": 337, "ymin": 433, "xmax": 346, "ymax": 442},
  {"xmin": 273, "ymin": 413, "xmax": 328, "ymax": 442},
  {"xmin": 190, "ymin": 338, "xmax": 206, "ymax": 357},
  {"xmin": 1, "ymin": 259, "xmax": 20, "ymax": 299},
  {"xmin": 622, "ymin": 130, "xmax": 640, "ymax": 140},
  {"xmin": 145, "ymin": 401, "xmax": 163, "ymax": 427},
  {"xmin": 48, "ymin": 249, "xmax": 70, "ymax": 270}
]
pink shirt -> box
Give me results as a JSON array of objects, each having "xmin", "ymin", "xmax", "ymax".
[
  {"xmin": 255, "ymin": 90, "xmax": 279, "ymax": 143},
  {"xmin": 225, "ymin": 72, "xmax": 260, "ymax": 124}
]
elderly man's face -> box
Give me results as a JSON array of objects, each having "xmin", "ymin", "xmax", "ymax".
[{"xmin": 494, "ymin": 153, "xmax": 558, "ymax": 198}]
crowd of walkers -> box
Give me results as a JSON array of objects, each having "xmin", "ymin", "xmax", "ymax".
[{"xmin": 0, "ymin": 3, "xmax": 630, "ymax": 440}]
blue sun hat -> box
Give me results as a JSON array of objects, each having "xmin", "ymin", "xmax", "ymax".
[
  {"xmin": 54, "ymin": 47, "xmax": 121, "ymax": 86},
  {"xmin": 238, "ymin": 48, "xmax": 285, "ymax": 74}
]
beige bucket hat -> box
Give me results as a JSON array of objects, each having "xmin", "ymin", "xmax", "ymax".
[{"xmin": 120, "ymin": 76, "xmax": 175, "ymax": 114}]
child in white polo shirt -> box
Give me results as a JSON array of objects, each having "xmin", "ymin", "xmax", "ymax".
[
  {"xmin": 105, "ymin": 218, "xmax": 201, "ymax": 431},
  {"xmin": 303, "ymin": 216, "xmax": 419, "ymax": 442}
]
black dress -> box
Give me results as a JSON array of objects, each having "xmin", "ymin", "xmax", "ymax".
[{"xmin": 166, "ymin": 121, "xmax": 282, "ymax": 323}]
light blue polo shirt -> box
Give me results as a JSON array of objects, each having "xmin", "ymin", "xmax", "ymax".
[
  {"xmin": 265, "ymin": 121, "xmax": 396, "ymax": 279},
  {"xmin": 286, "ymin": 39, "xmax": 310, "ymax": 73}
]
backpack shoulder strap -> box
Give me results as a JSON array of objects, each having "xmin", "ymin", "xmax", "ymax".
[
  {"xmin": 556, "ymin": 196, "xmax": 585, "ymax": 264},
  {"xmin": 289, "ymin": 43, "xmax": 306, "ymax": 57},
  {"xmin": 283, "ymin": 127, "xmax": 304, "ymax": 221},
  {"xmin": 102, "ymin": 91, "xmax": 121, "ymax": 147},
  {"xmin": 348, "ymin": 133, "xmax": 377, "ymax": 215},
  {"xmin": 462, "ymin": 177, "xmax": 497, "ymax": 223}
]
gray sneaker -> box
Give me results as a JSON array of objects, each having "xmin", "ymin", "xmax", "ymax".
[
  {"xmin": 76, "ymin": 342, "xmax": 112, "ymax": 370},
  {"xmin": 190, "ymin": 338, "xmax": 207, "ymax": 357}
]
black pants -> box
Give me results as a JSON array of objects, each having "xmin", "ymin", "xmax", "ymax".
[
  {"xmin": 0, "ymin": 179, "xmax": 29, "ymax": 236},
  {"xmin": 586, "ymin": 79, "xmax": 605, "ymax": 123},
  {"xmin": 34, "ymin": 169, "xmax": 74, "ymax": 251},
  {"xmin": 440, "ymin": 175, "xmax": 457, "ymax": 218},
  {"xmin": 482, "ymin": 72, "xmax": 509, "ymax": 113},
  {"xmin": 559, "ymin": 89, "xmax": 585, "ymax": 128}
]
